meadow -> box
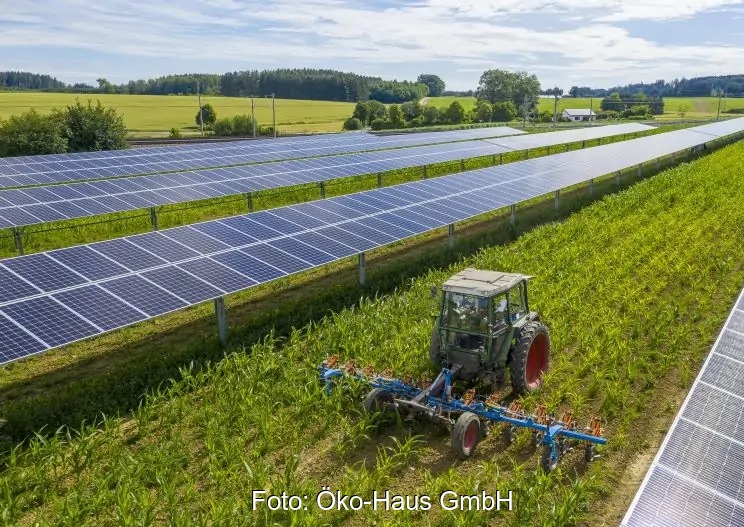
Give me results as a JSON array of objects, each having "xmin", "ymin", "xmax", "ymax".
[
  {"xmin": 425, "ymin": 95, "xmax": 744, "ymax": 120},
  {"xmin": 0, "ymin": 131, "xmax": 742, "ymax": 525},
  {"xmin": 0, "ymin": 92, "xmax": 356, "ymax": 136}
]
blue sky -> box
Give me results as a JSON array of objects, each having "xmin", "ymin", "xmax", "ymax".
[{"xmin": 1, "ymin": 0, "xmax": 743, "ymax": 90}]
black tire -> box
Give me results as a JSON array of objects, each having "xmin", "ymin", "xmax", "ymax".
[
  {"xmin": 429, "ymin": 326, "xmax": 442, "ymax": 367},
  {"xmin": 452, "ymin": 412, "xmax": 481, "ymax": 460},
  {"xmin": 363, "ymin": 388, "xmax": 394, "ymax": 414},
  {"xmin": 540, "ymin": 445, "xmax": 559, "ymax": 472},
  {"xmin": 510, "ymin": 321, "xmax": 550, "ymax": 395}
]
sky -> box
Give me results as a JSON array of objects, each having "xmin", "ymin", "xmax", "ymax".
[{"xmin": 1, "ymin": 0, "xmax": 743, "ymax": 91}]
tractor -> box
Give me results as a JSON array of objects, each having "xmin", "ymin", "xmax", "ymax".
[{"xmin": 429, "ymin": 268, "xmax": 550, "ymax": 394}]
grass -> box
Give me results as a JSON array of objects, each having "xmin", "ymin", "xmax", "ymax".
[
  {"xmin": 0, "ymin": 136, "xmax": 743, "ymax": 525},
  {"xmin": 425, "ymin": 96, "xmax": 744, "ymax": 120},
  {"xmin": 0, "ymin": 92, "xmax": 356, "ymax": 136}
]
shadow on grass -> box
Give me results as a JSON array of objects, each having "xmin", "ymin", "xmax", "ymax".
[{"xmin": 0, "ymin": 151, "xmax": 705, "ymax": 449}]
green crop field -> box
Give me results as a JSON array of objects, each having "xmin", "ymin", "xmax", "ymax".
[
  {"xmin": 0, "ymin": 92, "xmax": 356, "ymax": 136},
  {"xmin": 425, "ymin": 96, "xmax": 744, "ymax": 120},
  {"xmin": 1, "ymin": 133, "xmax": 743, "ymax": 525}
]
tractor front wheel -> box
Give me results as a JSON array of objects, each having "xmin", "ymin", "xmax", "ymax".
[
  {"xmin": 510, "ymin": 322, "xmax": 550, "ymax": 394},
  {"xmin": 452, "ymin": 412, "xmax": 481, "ymax": 460},
  {"xmin": 363, "ymin": 388, "xmax": 395, "ymax": 414}
]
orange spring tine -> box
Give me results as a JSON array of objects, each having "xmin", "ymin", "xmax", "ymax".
[
  {"xmin": 508, "ymin": 400, "xmax": 522, "ymax": 414},
  {"xmin": 326, "ymin": 355, "xmax": 339, "ymax": 368},
  {"xmin": 535, "ymin": 404, "xmax": 548, "ymax": 425},
  {"xmin": 363, "ymin": 364, "xmax": 376, "ymax": 377},
  {"xmin": 343, "ymin": 359, "xmax": 357, "ymax": 375},
  {"xmin": 462, "ymin": 389, "xmax": 476, "ymax": 405},
  {"xmin": 380, "ymin": 368, "xmax": 394, "ymax": 379},
  {"xmin": 485, "ymin": 393, "xmax": 500, "ymax": 407},
  {"xmin": 402, "ymin": 373, "xmax": 413, "ymax": 385}
]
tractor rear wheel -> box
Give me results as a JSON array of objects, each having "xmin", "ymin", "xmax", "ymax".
[
  {"xmin": 452, "ymin": 412, "xmax": 481, "ymax": 460},
  {"xmin": 510, "ymin": 322, "xmax": 550, "ymax": 394},
  {"xmin": 429, "ymin": 326, "xmax": 442, "ymax": 367},
  {"xmin": 363, "ymin": 388, "xmax": 395, "ymax": 414}
]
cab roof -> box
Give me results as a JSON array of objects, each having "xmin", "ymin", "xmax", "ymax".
[{"xmin": 442, "ymin": 268, "xmax": 531, "ymax": 296}]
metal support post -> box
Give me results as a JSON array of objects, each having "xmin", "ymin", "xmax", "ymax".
[
  {"xmin": 554, "ymin": 190, "xmax": 560, "ymax": 211},
  {"xmin": 637, "ymin": 163, "xmax": 642, "ymax": 178},
  {"xmin": 246, "ymin": 192, "xmax": 254, "ymax": 212},
  {"xmin": 377, "ymin": 173, "xmax": 382, "ymax": 188},
  {"xmin": 525, "ymin": 149, "xmax": 529, "ymax": 160},
  {"xmin": 320, "ymin": 181, "xmax": 326, "ymax": 199},
  {"xmin": 358, "ymin": 253, "xmax": 366, "ymax": 285},
  {"xmin": 423, "ymin": 165, "xmax": 428, "ymax": 179},
  {"xmin": 448, "ymin": 224, "xmax": 455, "ymax": 250},
  {"xmin": 499, "ymin": 153, "xmax": 503, "ymax": 164},
  {"xmin": 460, "ymin": 159, "xmax": 465, "ymax": 172},
  {"xmin": 149, "ymin": 207, "xmax": 159, "ymax": 230},
  {"xmin": 492, "ymin": 154, "xmax": 496, "ymax": 164},
  {"xmin": 655, "ymin": 159, "xmax": 660, "ymax": 171},
  {"xmin": 547, "ymin": 146, "xmax": 551, "ymax": 155},
  {"xmin": 581, "ymin": 140, "xmax": 585, "ymax": 149},
  {"xmin": 214, "ymin": 297, "xmax": 228, "ymax": 346},
  {"xmin": 565, "ymin": 143, "xmax": 569, "ymax": 152},
  {"xmin": 510, "ymin": 204, "xmax": 516, "ymax": 227},
  {"xmin": 589, "ymin": 178, "xmax": 594, "ymax": 197},
  {"xmin": 616, "ymin": 171, "xmax": 621, "ymax": 188},
  {"xmin": 12, "ymin": 227, "xmax": 23, "ymax": 256}
]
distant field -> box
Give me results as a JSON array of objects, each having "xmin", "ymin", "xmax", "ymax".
[
  {"xmin": 425, "ymin": 96, "xmax": 744, "ymax": 119},
  {"xmin": 0, "ymin": 92, "xmax": 356, "ymax": 136}
]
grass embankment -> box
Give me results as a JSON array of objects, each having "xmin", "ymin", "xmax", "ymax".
[
  {"xmin": 425, "ymin": 96, "xmax": 744, "ymax": 121},
  {"xmin": 0, "ymin": 92, "xmax": 356, "ymax": 136},
  {"xmin": 1, "ymin": 139, "xmax": 743, "ymax": 526}
]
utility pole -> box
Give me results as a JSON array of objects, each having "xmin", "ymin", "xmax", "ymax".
[
  {"xmin": 589, "ymin": 97, "xmax": 594, "ymax": 124},
  {"xmin": 265, "ymin": 93, "xmax": 276, "ymax": 137},
  {"xmin": 553, "ymin": 92, "xmax": 560, "ymax": 128},
  {"xmin": 251, "ymin": 94, "xmax": 257, "ymax": 138},
  {"xmin": 197, "ymin": 80, "xmax": 204, "ymax": 138},
  {"xmin": 716, "ymin": 89, "xmax": 723, "ymax": 121}
]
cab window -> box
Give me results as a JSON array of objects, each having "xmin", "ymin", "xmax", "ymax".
[{"xmin": 509, "ymin": 282, "xmax": 527, "ymax": 321}]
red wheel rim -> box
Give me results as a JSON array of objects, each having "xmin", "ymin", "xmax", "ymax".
[
  {"xmin": 525, "ymin": 333, "xmax": 548, "ymax": 388},
  {"xmin": 464, "ymin": 421, "xmax": 478, "ymax": 450}
]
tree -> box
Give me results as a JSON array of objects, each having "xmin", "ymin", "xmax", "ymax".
[
  {"xmin": 352, "ymin": 102, "xmax": 371, "ymax": 125},
  {"xmin": 475, "ymin": 69, "xmax": 541, "ymax": 111},
  {"xmin": 416, "ymin": 74, "xmax": 446, "ymax": 97},
  {"xmin": 96, "ymin": 78, "xmax": 114, "ymax": 93},
  {"xmin": 388, "ymin": 104, "xmax": 404, "ymax": 126},
  {"xmin": 423, "ymin": 106, "xmax": 440, "ymax": 125},
  {"xmin": 475, "ymin": 101, "xmax": 493, "ymax": 123},
  {"xmin": 213, "ymin": 114, "xmax": 258, "ymax": 136},
  {"xmin": 491, "ymin": 101, "xmax": 518, "ymax": 122},
  {"xmin": 196, "ymin": 103, "xmax": 217, "ymax": 128},
  {"xmin": 569, "ymin": 86, "xmax": 579, "ymax": 97},
  {"xmin": 343, "ymin": 117, "xmax": 363, "ymax": 130},
  {"xmin": 60, "ymin": 99, "xmax": 128, "ymax": 152},
  {"xmin": 0, "ymin": 110, "xmax": 68, "ymax": 157},
  {"xmin": 400, "ymin": 100, "xmax": 422, "ymax": 121},
  {"xmin": 444, "ymin": 101, "xmax": 465, "ymax": 124},
  {"xmin": 366, "ymin": 100, "xmax": 388, "ymax": 122},
  {"xmin": 677, "ymin": 104, "xmax": 689, "ymax": 118}
]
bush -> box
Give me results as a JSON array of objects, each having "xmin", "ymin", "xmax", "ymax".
[
  {"xmin": 423, "ymin": 106, "xmax": 440, "ymax": 125},
  {"xmin": 370, "ymin": 118, "xmax": 395, "ymax": 131},
  {"xmin": 212, "ymin": 118, "xmax": 234, "ymax": 136},
  {"xmin": 169, "ymin": 128, "xmax": 182, "ymax": 138},
  {"xmin": 444, "ymin": 101, "xmax": 465, "ymax": 124},
  {"xmin": 343, "ymin": 117, "xmax": 363, "ymax": 130},
  {"xmin": 195, "ymin": 103, "xmax": 217, "ymax": 128},
  {"xmin": 724, "ymin": 108, "xmax": 744, "ymax": 114},
  {"xmin": 409, "ymin": 115, "xmax": 425, "ymax": 128},
  {"xmin": 259, "ymin": 125, "xmax": 275, "ymax": 136},
  {"xmin": 60, "ymin": 99, "xmax": 128, "ymax": 152},
  {"xmin": 0, "ymin": 110, "xmax": 68, "ymax": 157},
  {"xmin": 212, "ymin": 114, "xmax": 259, "ymax": 137},
  {"xmin": 491, "ymin": 101, "xmax": 518, "ymax": 122}
]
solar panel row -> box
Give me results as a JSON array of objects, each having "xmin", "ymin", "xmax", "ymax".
[
  {"xmin": 622, "ymin": 287, "xmax": 744, "ymax": 527},
  {"xmin": 0, "ymin": 119, "xmax": 742, "ymax": 365},
  {"xmin": 0, "ymin": 124, "xmax": 656, "ymax": 229},
  {"xmin": 0, "ymin": 126, "xmax": 526, "ymax": 185}
]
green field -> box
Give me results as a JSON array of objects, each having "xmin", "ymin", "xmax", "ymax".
[
  {"xmin": 425, "ymin": 96, "xmax": 744, "ymax": 120},
  {"xmin": 0, "ymin": 130, "xmax": 742, "ymax": 525},
  {"xmin": 0, "ymin": 92, "xmax": 356, "ymax": 136}
]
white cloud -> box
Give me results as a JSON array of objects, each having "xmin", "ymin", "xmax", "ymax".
[{"xmin": 0, "ymin": 0, "xmax": 742, "ymax": 89}]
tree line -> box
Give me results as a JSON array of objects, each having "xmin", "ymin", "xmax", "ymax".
[
  {"xmin": 568, "ymin": 74, "xmax": 744, "ymax": 98},
  {"xmin": 0, "ymin": 70, "xmax": 448, "ymax": 104}
]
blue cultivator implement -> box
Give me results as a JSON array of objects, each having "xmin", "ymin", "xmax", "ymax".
[{"xmin": 319, "ymin": 356, "xmax": 607, "ymax": 471}]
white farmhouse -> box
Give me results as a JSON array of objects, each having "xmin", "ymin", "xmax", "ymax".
[{"xmin": 562, "ymin": 109, "xmax": 597, "ymax": 122}]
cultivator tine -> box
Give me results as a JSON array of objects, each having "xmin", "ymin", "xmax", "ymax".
[
  {"xmin": 380, "ymin": 368, "xmax": 394, "ymax": 379},
  {"xmin": 418, "ymin": 378, "xmax": 432, "ymax": 390},
  {"xmin": 461, "ymin": 389, "xmax": 476, "ymax": 406},
  {"xmin": 559, "ymin": 409, "xmax": 577, "ymax": 430},
  {"xmin": 342, "ymin": 359, "xmax": 358, "ymax": 375},
  {"xmin": 324, "ymin": 355, "xmax": 339, "ymax": 369},
  {"xmin": 534, "ymin": 404, "xmax": 549, "ymax": 425},
  {"xmin": 586, "ymin": 417, "xmax": 605, "ymax": 438},
  {"xmin": 507, "ymin": 400, "xmax": 523, "ymax": 417},
  {"xmin": 485, "ymin": 393, "xmax": 501, "ymax": 408},
  {"xmin": 402, "ymin": 373, "xmax": 413, "ymax": 385},
  {"xmin": 362, "ymin": 364, "xmax": 376, "ymax": 377}
]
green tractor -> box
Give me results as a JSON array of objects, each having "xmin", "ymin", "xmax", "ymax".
[{"xmin": 429, "ymin": 268, "xmax": 551, "ymax": 394}]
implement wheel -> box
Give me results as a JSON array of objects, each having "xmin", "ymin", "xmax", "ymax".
[
  {"xmin": 363, "ymin": 388, "xmax": 395, "ymax": 414},
  {"xmin": 510, "ymin": 322, "xmax": 550, "ymax": 394},
  {"xmin": 540, "ymin": 444, "xmax": 559, "ymax": 472},
  {"xmin": 452, "ymin": 412, "xmax": 481, "ymax": 460}
]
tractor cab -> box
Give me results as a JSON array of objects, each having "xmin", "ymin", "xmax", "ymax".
[{"xmin": 430, "ymin": 269, "xmax": 549, "ymax": 393}]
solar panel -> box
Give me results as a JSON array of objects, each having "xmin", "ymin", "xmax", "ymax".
[
  {"xmin": 622, "ymin": 286, "xmax": 744, "ymax": 527},
  {"xmin": 0, "ymin": 126, "xmax": 526, "ymax": 186},
  {"xmin": 0, "ymin": 123, "xmax": 657, "ymax": 229},
  {"xmin": 0, "ymin": 119, "xmax": 741, "ymax": 366}
]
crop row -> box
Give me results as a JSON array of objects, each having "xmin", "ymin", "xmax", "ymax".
[{"xmin": 1, "ymin": 137, "xmax": 743, "ymax": 526}]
